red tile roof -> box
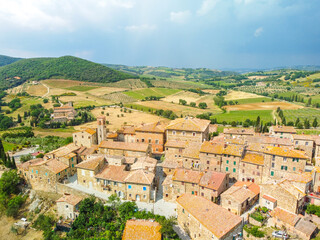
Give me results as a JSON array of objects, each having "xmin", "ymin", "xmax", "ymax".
[
  {"xmin": 199, "ymin": 171, "xmax": 227, "ymax": 190},
  {"xmin": 56, "ymin": 194, "xmax": 83, "ymax": 206},
  {"xmin": 172, "ymin": 168, "xmax": 203, "ymax": 184}
]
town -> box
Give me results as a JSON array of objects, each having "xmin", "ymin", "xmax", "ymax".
[{"xmin": 13, "ymin": 114, "xmax": 320, "ymax": 239}]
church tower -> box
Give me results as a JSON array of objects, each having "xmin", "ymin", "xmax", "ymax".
[{"xmin": 97, "ymin": 116, "xmax": 107, "ymax": 144}]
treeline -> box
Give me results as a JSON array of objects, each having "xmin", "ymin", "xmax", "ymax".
[
  {"xmin": 178, "ymin": 99, "xmax": 207, "ymax": 109},
  {"xmin": 0, "ymin": 55, "xmax": 21, "ymax": 67},
  {"xmin": 128, "ymin": 105, "xmax": 177, "ymax": 119},
  {"xmin": 140, "ymin": 77, "xmax": 155, "ymax": 87},
  {"xmin": 0, "ymin": 56, "xmax": 138, "ymax": 89},
  {"xmin": 277, "ymin": 107, "xmax": 318, "ymax": 129}
]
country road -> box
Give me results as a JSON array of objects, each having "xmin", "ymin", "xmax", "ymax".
[{"xmin": 41, "ymin": 82, "xmax": 50, "ymax": 98}]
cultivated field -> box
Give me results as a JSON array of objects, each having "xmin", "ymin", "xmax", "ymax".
[
  {"xmin": 26, "ymin": 84, "xmax": 48, "ymax": 96},
  {"xmin": 124, "ymin": 88, "xmax": 181, "ymax": 100},
  {"xmin": 212, "ymin": 110, "xmax": 273, "ymax": 123},
  {"xmin": 283, "ymin": 108, "xmax": 320, "ymax": 122},
  {"xmin": 231, "ymin": 97, "xmax": 271, "ymax": 105},
  {"xmin": 105, "ymin": 79, "xmax": 147, "ymax": 89},
  {"xmin": 225, "ymin": 90, "xmax": 263, "ymax": 100},
  {"xmin": 247, "ymin": 76, "xmax": 268, "ymax": 80},
  {"xmin": 75, "ymin": 107, "xmax": 169, "ymax": 131},
  {"xmin": 224, "ymin": 101, "xmax": 303, "ymax": 111},
  {"xmin": 162, "ymin": 91, "xmax": 204, "ymax": 104}
]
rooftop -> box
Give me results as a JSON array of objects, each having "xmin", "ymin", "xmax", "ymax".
[
  {"xmin": 264, "ymin": 146, "xmax": 308, "ymax": 159},
  {"xmin": 177, "ymin": 194, "xmax": 242, "ymax": 239},
  {"xmin": 221, "ymin": 181, "xmax": 259, "ymax": 203},
  {"xmin": 56, "ymin": 194, "xmax": 83, "ymax": 206},
  {"xmin": 270, "ymin": 125, "xmax": 297, "ymax": 134},
  {"xmin": 172, "ymin": 168, "xmax": 203, "ymax": 184},
  {"xmin": 75, "ymin": 156, "xmax": 105, "ymax": 171},
  {"xmin": 99, "ymin": 141, "xmax": 149, "ymax": 152},
  {"xmin": 124, "ymin": 169, "xmax": 155, "ymax": 185},
  {"xmin": 166, "ymin": 117, "xmax": 210, "ymax": 132},
  {"xmin": 95, "ymin": 165, "xmax": 128, "ymax": 182},
  {"xmin": 135, "ymin": 121, "xmax": 166, "ymax": 133},
  {"xmin": 241, "ymin": 153, "xmax": 264, "ymax": 165},
  {"xmin": 122, "ymin": 219, "xmax": 161, "ymax": 240},
  {"xmin": 224, "ymin": 127, "xmax": 255, "ymax": 135},
  {"xmin": 199, "ymin": 171, "xmax": 227, "ymax": 190},
  {"xmin": 271, "ymin": 207, "xmax": 300, "ymax": 226}
]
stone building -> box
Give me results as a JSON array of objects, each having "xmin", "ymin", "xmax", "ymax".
[
  {"xmin": 165, "ymin": 117, "xmax": 210, "ymax": 143},
  {"xmin": 238, "ymin": 153, "xmax": 265, "ymax": 184},
  {"xmin": 269, "ymin": 125, "xmax": 297, "ymax": 139},
  {"xmin": 122, "ymin": 219, "xmax": 161, "ymax": 240},
  {"xmin": 117, "ymin": 125, "xmax": 136, "ymax": 143},
  {"xmin": 199, "ymin": 142, "xmax": 224, "ymax": 172},
  {"xmin": 220, "ymin": 181, "xmax": 260, "ymax": 215},
  {"xmin": 164, "ymin": 140, "xmax": 187, "ymax": 161},
  {"xmin": 56, "ymin": 193, "xmax": 83, "ymax": 220},
  {"xmin": 124, "ymin": 169, "xmax": 156, "ymax": 203},
  {"xmin": 220, "ymin": 145, "xmax": 245, "ymax": 180},
  {"xmin": 176, "ymin": 194, "xmax": 243, "ymax": 240},
  {"xmin": 260, "ymin": 180, "xmax": 306, "ymax": 214},
  {"xmin": 293, "ymin": 134, "xmax": 316, "ymax": 160},
  {"xmin": 76, "ymin": 156, "xmax": 106, "ymax": 189},
  {"xmin": 135, "ymin": 121, "xmax": 166, "ymax": 157},
  {"xmin": 73, "ymin": 129, "xmax": 97, "ymax": 148},
  {"xmin": 98, "ymin": 141, "xmax": 151, "ymax": 157},
  {"xmin": 223, "ymin": 128, "xmax": 255, "ymax": 140},
  {"xmin": 263, "ymin": 146, "xmax": 308, "ymax": 180},
  {"xmin": 18, "ymin": 158, "xmax": 70, "ymax": 191},
  {"xmin": 163, "ymin": 168, "xmax": 229, "ymax": 203},
  {"xmin": 52, "ymin": 102, "xmax": 76, "ymax": 123}
]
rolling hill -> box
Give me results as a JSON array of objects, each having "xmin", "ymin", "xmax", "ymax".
[
  {"xmin": 0, "ymin": 56, "xmax": 138, "ymax": 89},
  {"xmin": 0, "ymin": 55, "xmax": 22, "ymax": 67}
]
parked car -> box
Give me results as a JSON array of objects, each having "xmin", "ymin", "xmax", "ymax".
[{"xmin": 272, "ymin": 231, "xmax": 289, "ymax": 239}]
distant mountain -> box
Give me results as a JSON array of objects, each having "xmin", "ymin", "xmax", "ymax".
[
  {"xmin": 103, "ymin": 64, "xmax": 236, "ymax": 80},
  {"xmin": 0, "ymin": 55, "xmax": 22, "ymax": 67},
  {"xmin": 0, "ymin": 56, "xmax": 138, "ymax": 89}
]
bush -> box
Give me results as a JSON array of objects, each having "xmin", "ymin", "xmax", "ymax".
[
  {"xmin": 250, "ymin": 211, "xmax": 265, "ymax": 223},
  {"xmin": 6, "ymin": 195, "xmax": 26, "ymax": 217},
  {"xmin": 244, "ymin": 225, "xmax": 265, "ymax": 238}
]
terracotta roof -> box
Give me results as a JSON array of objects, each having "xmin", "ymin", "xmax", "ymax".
[
  {"xmin": 172, "ymin": 168, "xmax": 203, "ymax": 184},
  {"xmin": 42, "ymin": 159, "xmax": 69, "ymax": 174},
  {"xmin": 295, "ymin": 218, "xmax": 317, "ymax": 237},
  {"xmin": 182, "ymin": 143, "xmax": 202, "ymax": 159},
  {"xmin": 99, "ymin": 141, "xmax": 149, "ymax": 152},
  {"xmin": 241, "ymin": 153, "xmax": 264, "ymax": 165},
  {"xmin": 177, "ymin": 194, "xmax": 242, "ymax": 239},
  {"xmin": 161, "ymin": 159, "xmax": 181, "ymax": 169},
  {"xmin": 246, "ymin": 143, "xmax": 266, "ymax": 153},
  {"xmin": 271, "ymin": 125, "xmax": 297, "ymax": 134},
  {"xmin": 225, "ymin": 138, "xmax": 245, "ymax": 145},
  {"xmin": 124, "ymin": 169, "xmax": 155, "ymax": 185},
  {"xmin": 80, "ymin": 146, "xmax": 97, "ymax": 156},
  {"xmin": 122, "ymin": 219, "xmax": 161, "ymax": 240},
  {"xmin": 264, "ymin": 146, "xmax": 308, "ymax": 159},
  {"xmin": 199, "ymin": 171, "xmax": 227, "ymax": 190},
  {"xmin": 56, "ymin": 194, "xmax": 83, "ymax": 206},
  {"xmin": 262, "ymin": 195, "xmax": 277, "ymax": 203},
  {"xmin": 135, "ymin": 121, "xmax": 166, "ymax": 133},
  {"xmin": 85, "ymin": 128, "xmax": 96, "ymax": 135},
  {"xmin": 209, "ymin": 124, "xmax": 218, "ymax": 133},
  {"xmin": 118, "ymin": 125, "xmax": 135, "ymax": 135},
  {"xmin": 293, "ymin": 134, "xmax": 316, "ymax": 141},
  {"xmin": 278, "ymin": 180, "xmax": 306, "ymax": 199},
  {"xmin": 17, "ymin": 158, "xmax": 44, "ymax": 170},
  {"xmin": 224, "ymin": 128, "xmax": 255, "ymax": 135},
  {"xmin": 75, "ymin": 156, "xmax": 105, "ymax": 170},
  {"xmin": 107, "ymin": 132, "xmax": 118, "ymax": 139},
  {"xmin": 281, "ymin": 172, "xmax": 312, "ymax": 183},
  {"xmin": 271, "ymin": 207, "xmax": 300, "ymax": 226},
  {"xmin": 221, "ymin": 181, "xmax": 259, "ymax": 203},
  {"xmin": 246, "ymin": 136, "xmax": 293, "ymax": 146},
  {"xmin": 165, "ymin": 140, "xmax": 188, "ymax": 148},
  {"xmin": 223, "ymin": 145, "xmax": 244, "ymax": 157},
  {"xmin": 200, "ymin": 142, "xmax": 224, "ymax": 154},
  {"xmin": 166, "ymin": 117, "xmax": 210, "ymax": 132},
  {"xmin": 131, "ymin": 157, "xmax": 157, "ymax": 171},
  {"xmin": 95, "ymin": 165, "xmax": 128, "ymax": 182}
]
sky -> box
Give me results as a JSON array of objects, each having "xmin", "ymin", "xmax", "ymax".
[{"xmin": 0, "ymin": 0, "xmax": 320, "ymax": 69}]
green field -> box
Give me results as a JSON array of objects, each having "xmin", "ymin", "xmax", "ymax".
[
  {"xmin": 123, "ymin": 88, "xmax": 181, "ymax": 100},
  {"xmin": 283, "ymin": 108, "xmax": 320, "ymax": 122},
  {"xmin": 66, "ymin": 86, "xmax": 98, "ymax": 91},
  {"xmin": 3, "ymin": 141, "xmax": 22, "ymax": 152},
  {"xmin": 233, "ymin": 97, "xmax": 272, "ymax": 105},
  {"xmin": 211, "ymin": 110, "xmax": 273, "ymax": 123},
  {"xmin": 296, "ymin": 129, "xmax": 320, "ymax": 135}
]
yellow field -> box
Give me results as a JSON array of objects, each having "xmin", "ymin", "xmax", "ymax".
[
  {"xmin": 75, "ymin": 107, "xmax": 169, "ymax": 131},
  {"xmin": 225, "ymin": 90, "xmax": 263, "ymax": 101},
  {"xmin": 162, "ymin": 91, "xmax": 203, "ymax": 104},
  {"xmin": 247, "ymin": 76, "xmax": 268, "ymax": 80},
  {"xmin": 224, "ymin": 101, "xmax": 303, "ymax": 111},
  {"xmin": 43, "ymin": 79, "xmax": 96, "ymax": 88},
  {"xmin": 26, "ymin": 84, "xmax": 48, "ymax": 97}
]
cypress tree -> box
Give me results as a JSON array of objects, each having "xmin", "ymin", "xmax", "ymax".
[
  {"xmin": 5, "ymin": 153, "xmax": 11, "ymax": 168},
  {"xmin": 11, "ymin": 156, "xmax": 16, "ymax": 169}
]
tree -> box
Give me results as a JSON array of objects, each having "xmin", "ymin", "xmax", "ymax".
[
  {"xmin": 190, "ymin": 102, "xmax": 196, "ymax": 107},
  {"xmin": 43, "ymin": 98, "xmax": 49, "ymax": 103},
  {"xmin": 179, "ymin": 99, "xmax": 187, "ymax": 105},
  {"xmin": 0, "ymin": 170, "xmax": 20, "ymax": 196},
  {"xmin": 295, "ymin": 118, "xmax": 300, "ymax": 127},
  {"xmin": 17, "ymin": 114, "xmax": 21, "ymax": 123},
  {"xmin": 6, "ymin": 195, "xmax": 25, "ymax": 217},
  {"xmin": 198, "ymin": 102, "xmax": 207, "ymax": 109},
  {"xmin": 307, "ymin": 97, "xmax": 312, "ymax": 107},
  {"xmin": 11, "ymin": 157, "xmax": 16, "ymax": 169},
  {"xmin": 313, "ymin": 118, "xmax": 318, "ymax": 128},
  {"xmin": 304, "ymin": 119, "xmax": 310, "ymax": 129}
]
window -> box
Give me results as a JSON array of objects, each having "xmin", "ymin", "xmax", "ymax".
[
  {"xmin": 128, "ymin": 185, "xmax": 132, "ymax": 189},
  {"xmin": 272, "ymin": 155, "xmax": 275, "ymax": 161},
  {"xmin": 233, "ymin": 168, "xmax": 236, "ymax": 173},
  {"xmin": 155, "ymin": 139, "xmax": 159, "ymax": 144},
  {"xmin": 296, "ymin": 141, "xmax": 298, "ymax": 144},
  {"xmin": 243, "ymin": 163, "xmax": 245, "ymax": 167},
  {"xmin": 142, "ymin": 139, "xmax": 145, "ymax": 142},
  {"xmin": 114, "ymin": 182, "xmax": 117, "ymax": 186},
  {"xmin": 293, "ymin": 167, "xmax": 296, "ymax": 171},
  {"xmin": 226, "ymin": 160, "xmax": 229, "ymax": 164},
  {"xmin": 233, "ymin": 161, "xmax": 236, "ymax": 165},
  {"xmin": 281, "ymin": 166, "xmax": 288, "ymax": 171},
  {"xmin": 31, "ymin": 169, "xmax": 34, "ymax": 173},
  {"xmin": 271, "ymin": 163, "xmax": 275, "ymax": 168},
  {"xmin": 45, "ymin": 172, "xmax": 47, "ymax": 176},
  {"xmin": 36, "ymin": 170, "xmax": 38, "ymax": 174},
  {"xmin": 192, "ymin": 191, "xmax": 194, "ymax": 195},
  {"xmin": 58, "ymin": 173, "xmax": 61, "ymax": 176},
  {"xmin": 90, "ymin": 171, "xmax": 94, "ymax": 177},
  {"xmin": 283, "ymin": 157, "xmax": 287, "ymax": 162},
  {"xmin": 182, "ymin": 209, "xmax": 185, "ymax": 213},
  {"xmin": 65, "ymin": 205, "xmax": 69, "ymax": 208},
  {"xmin": 143, "ymin": 195, "xmax": 147, "ymax": 199},
  {"xmin": 148, "ymin": 139, "xmax": 152, "ymax": 143},
  {"xmin": 173, "ymin": 131, "xmax": 176, "ymax": 135},
  {"xmin": 143, "ymin": 186, "xmax": 147, "ymax": 191},
  {"xmin": 306, "ymin": 142, "xmax": 309, "ymax": 146},
  {"xmin": 182, "ymin": 182, "xmax": 184, "ymax": 185},
  {"xmin": 228, "ymin": 201, "xmax": 231, "ymax": 204},
  {"xmin": 201, "ymin": 192, "xmax": 204, "ymax": 196},
  {"xmin": 82, "ymin": 170, "xmax": 85, "ymax": 176},
  {"xmin": 207, "ymin": 161, "xmax": 209, "ymax": 164},
  {"xmin": 72, "ymin": 164, "xmax": 74, "ymax": 168},
  {"xmin": 293, "ymin": 158, "xmax": 299, "ymax": 162},
  {"xmin": 65, "ymin": 169, "xmax": 67, "ymax": 172},
  {"xmin": 226, "ymin": 167, "xmax": 229, "ymax": 171},
  {"xmin": 182, "ymin": 131, "xmax": 186, "ymax": 136},
  {"xmin": 271, "ymin": 171, "xmax": 274, "ymax": 176},
  {"xmin": 48, "ymin": 179, "xmax": 50, "ymax": 183},
  {"xmin": 242, "ymin": 170, "xmax": 244, "ymax": 173},
  {"xmin": 192, "ymin": 132, "xmax": 196, "ymax": 136}
]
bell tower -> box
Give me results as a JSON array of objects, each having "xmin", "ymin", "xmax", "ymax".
[{"xmin": 97, "ymin": 116, "xmax": 107, "ymax": 144}]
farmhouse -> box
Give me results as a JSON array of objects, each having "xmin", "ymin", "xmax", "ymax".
[
  {"xmin": 56, "ymin": 193, "xmax": 83, "ymax": 220},
  {"xmin": 52, "ymin": 102, "xmax": 76, "ymax": 123}
]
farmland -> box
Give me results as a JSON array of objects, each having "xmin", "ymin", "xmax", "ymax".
[
  {"xmin": 283, "ymin": 108, "xmax": 320, "ymax": 123},
  {"xmin": 224, "ymin": 101, "xmax": 303, "ymax": 111},
  {"xmin": 225, "ymin": 90, "xmax": 264, "ymax": 100},
  {"xmin": 212, "ymin": 110, "xmax": 273, "ymax": 123},
  {"xmin": 231, "ymin": 97, "xmax": 271, "ymax": 105},
  {"xmin": 66, "ymin": 85, "xmax": 99, "ymax": 91},
  {"xmin": 123, "ymin": 88, "xmax": 181, "ymax": 100}
]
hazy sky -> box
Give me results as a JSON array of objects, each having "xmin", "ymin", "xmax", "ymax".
[{"xmin": 0, "ymin": 0, "xmax": 319, "ymax": 69}]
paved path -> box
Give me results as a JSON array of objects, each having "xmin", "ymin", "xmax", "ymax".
[{"xmin": 65, "ymin": 174, "xmax": 177, "ymax": 218}]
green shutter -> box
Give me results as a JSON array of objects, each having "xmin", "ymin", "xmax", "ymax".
[
  {"xmin": 271, "ymin": 171, "xmax": 274, "ymax": 176},
  {"xmin": 226, "ymin": 167, "xmax": 229, "ymax": 171},
  {"xmin": 233, "ymin": 168, "xmax": 236, "ymax": 173}
]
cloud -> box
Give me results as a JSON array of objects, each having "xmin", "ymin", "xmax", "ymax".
[
  {"xmin": 125, "ymin": 24, "xmax": 156, "ymax": 32},
  {"xmin": 170, "ymin": 10, "xmax": 191, "ymax": 24},
  {"xmin": 254, "ymin": 27, "xmax": 263, "ymax": 37},
  {"xmin": 197, "ymin": 0, "xmax": 219, "ymax": 16}
]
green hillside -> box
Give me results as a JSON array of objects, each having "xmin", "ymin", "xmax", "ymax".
[
  {"xmin": 0, "ymin": 56, "xmax": 138, "ymax": 89},
  {"xmin": 0, "ymin": 55, "xmax": 22, "ymax": 67}
]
